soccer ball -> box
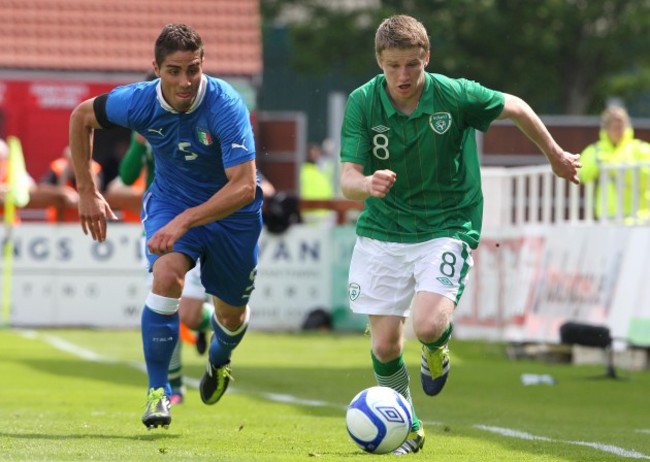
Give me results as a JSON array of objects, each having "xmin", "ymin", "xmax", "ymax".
[{"xmin": 345, "ymin": 386, "xmax": 413, "ymax": 454}]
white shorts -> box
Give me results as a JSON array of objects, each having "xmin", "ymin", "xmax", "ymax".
[
  {"xmin": 348, "ymin": 236, "xmax": 473, "ymax": 317},
  {"xmin": 182, "ymin": 263, "xmax": 206, "ymax": 300}
]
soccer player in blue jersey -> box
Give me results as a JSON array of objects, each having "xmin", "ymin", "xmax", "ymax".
[
  {"xmin": 339, "ymin": 15, "xmax": 581, "ymax": 454},
  {"xmin": 68, "ymin": 23, "xmax": 263, "ymax": 429}
]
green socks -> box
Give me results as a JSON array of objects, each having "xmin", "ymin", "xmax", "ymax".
[
  {"xmin": 197, "ymin": 303, "xmax": 214, "ymax": 332},
  {"xmin": 422, "ymin": 322, "xmax": 453, "ymax": 351},
  {"xmin": 371, "ymin": 351, "xmax": 421, "ymax": 431}
]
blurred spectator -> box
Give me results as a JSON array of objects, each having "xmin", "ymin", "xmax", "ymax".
[
  {"xmin": 105, "ymin": 175, "xmax": 147, "ymax": 222},
  {"xmin": 579, "ymin": 106, "xmax": 650, "ymax": 221},
  {"xmin": 300, "ymin": 142, "xmax": 335, "ymax": 225},
  {"xmin": 37, "ymin": 145, "xmax": 103, "ymax": 222},
  {"xmin": 0, "ymin": 137, "xmax": 35, "ymax": 223}
]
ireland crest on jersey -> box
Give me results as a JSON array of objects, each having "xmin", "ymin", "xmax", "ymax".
[
  {"xmin": 429, "ymin": 112, "xmax": 452, "ymax": 135},
  {"xmin": 197, "ymin": 128, "xmax": 213, "ymax": 146}
]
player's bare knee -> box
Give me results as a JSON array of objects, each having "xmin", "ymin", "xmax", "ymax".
[
  {"xmin": 153, "ymin": 269, "xmax": 184, "ymax": 295},
  {"xmin": 371, "ymin": 339, "xmax": 403, "ymax": 363},
  {"xmin": 178, "ymin": 298, "xmax": 204, "ymax": 327},
  {"xmin": 413, "ymin": 318, "xmax": 449, "ymax": 343},
  {"xmin": 214, "ymin": 303, "xmax": 247, "ymax": 331}
]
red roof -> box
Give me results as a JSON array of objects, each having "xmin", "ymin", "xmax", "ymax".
[{"xmin": 0, "ymin": 0, "xmax": 262, "ymax": 77}]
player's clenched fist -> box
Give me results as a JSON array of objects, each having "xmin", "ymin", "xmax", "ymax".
[{"xmin": 367, "ymin": 169, "xmax": 397, "ymax": 198}]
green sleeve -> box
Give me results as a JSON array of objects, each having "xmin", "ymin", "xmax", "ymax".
[
  {"xmin": 119, "ymin": 132, "xmax": 147, "ymax": 186},
  {"xmin": 340, "ymin": 90, "xmax": 371, "ymax": 167},
  {"xmin": 458, "ymin": 79, "xmax": 505, "ymax": 132}
]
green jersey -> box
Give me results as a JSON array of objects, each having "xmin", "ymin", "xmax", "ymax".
[{"xmin": 340, "ymin": 73, "xmax": 504, "ymax": 248}]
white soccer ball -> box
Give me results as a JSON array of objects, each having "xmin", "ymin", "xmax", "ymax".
[{"xmin": 345, "ymin": 386, "xmax": 413, "ymax": 454}]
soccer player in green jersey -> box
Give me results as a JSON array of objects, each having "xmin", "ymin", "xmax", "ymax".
[{"xmin": 340, "ymin": 14, "xmax": 581, "ymax": 455}]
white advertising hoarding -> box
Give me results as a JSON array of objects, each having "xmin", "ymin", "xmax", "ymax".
[
  {"xmin": 2, "ymin": 222, "xmax": 650, "ymax": 346},
  {"xmin": 5, "ymin": 223, "xmax": 147, "ymax": 327},
  {"xmin": 1, "ymin": 223, "xmax": 334, "ymax": 331},
  {"xmin": 249, "ymin": 225, "xmax": 332, "ymax": 331}
]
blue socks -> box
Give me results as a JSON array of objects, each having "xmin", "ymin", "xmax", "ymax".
[
  {"xmin": 208, "ymin": 309, "xmax": 249, "ymax": 367},
  {"xmin": 141, "ymin": 307, "xmax": 179, "ymax": 396}
]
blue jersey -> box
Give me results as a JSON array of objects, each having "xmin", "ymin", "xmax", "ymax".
[{"xmin": 103, "ymin": 75, "xmax": 262, "ymax": 214}]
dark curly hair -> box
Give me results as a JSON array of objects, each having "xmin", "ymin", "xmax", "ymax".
[{"xmin": 154, "ymin": 23, "xmax": 204, "ymax": 67}]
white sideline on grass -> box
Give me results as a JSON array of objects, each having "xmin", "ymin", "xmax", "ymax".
[
  {"xmin": 476, "ymin": 425, "xmax": 650, "ymax": 460},
  {"xmin": 21, "ymin": 330, "xmax": 650, "ymax": 460}
]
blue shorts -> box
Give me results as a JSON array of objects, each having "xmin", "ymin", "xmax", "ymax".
[{"xmin": 142, "ymin": 190, "xmax": 262, "ymax": 306}]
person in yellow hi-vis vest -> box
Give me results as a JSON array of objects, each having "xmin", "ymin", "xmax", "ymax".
[
  {"xmin": 300, "ymin": 143, "xmax": 335, "ymax": 224},
  {"xmin": 579, "ymin": 106, "xmax": 650, "ymax": 222},
  {"xmin": 0, "ymin": 137, "xmax": 35, "ymax": 224}
]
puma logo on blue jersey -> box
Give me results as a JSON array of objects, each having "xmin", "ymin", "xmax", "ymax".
[{"xmin": 231, "ymin": 140, "xmax": 249, "ymax": 152}]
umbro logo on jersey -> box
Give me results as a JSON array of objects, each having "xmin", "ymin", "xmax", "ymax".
[
  {"xmin": 436, "ymin": 276, "xmax": 454, "ymax": 287},
  {"xmin": 147, "ymin": 128, "xmax": 164, "ymax": 136},
  {"xmin": 371, "ymin": 125, "xmax": 390, "ymax": 133}
]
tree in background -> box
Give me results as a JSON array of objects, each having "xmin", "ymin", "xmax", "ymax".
[{"xmin": 261, "ymin": 0, "xmax": 650, "ymax": 115}]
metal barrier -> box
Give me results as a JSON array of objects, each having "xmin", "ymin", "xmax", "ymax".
[{"xmin": 482, "ymin": 161, "xmax": 650, "ymax": 227}]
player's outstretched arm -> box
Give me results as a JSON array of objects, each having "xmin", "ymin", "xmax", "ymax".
[
  {"xmin": 499, "ymin": 93, "xmax": 581, "ymax": 184},
  {"xmin": 69, "ymin": 97, "xmax": 117, "ymax": 242}
]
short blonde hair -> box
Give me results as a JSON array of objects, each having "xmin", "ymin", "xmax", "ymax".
[
  {"xmin": 375, "ymin": 15, "xmax": 430, "ymax": 55},
  {"xmin": 601, "ymin": 106, "xmax": 631, "ymax": 130}
]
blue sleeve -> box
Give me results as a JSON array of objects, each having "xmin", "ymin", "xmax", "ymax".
[
  {"xmin": 104, "ymin": 85, "xmax": 138, "ymax": 129},
  {"xmin": 214, "ymin": 94, "xmax": 256, "ymax": 169}
]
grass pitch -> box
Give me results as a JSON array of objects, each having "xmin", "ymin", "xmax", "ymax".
[{"xmin": 0, "ymin": 328, "xmax": 648, "ymax": 461}]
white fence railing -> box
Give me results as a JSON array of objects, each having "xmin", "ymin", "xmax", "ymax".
[{"xmin": 482, "ymin": 162, "xmax": 650, "ymax": 228}]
